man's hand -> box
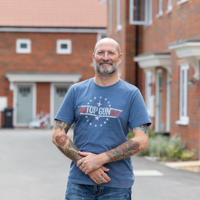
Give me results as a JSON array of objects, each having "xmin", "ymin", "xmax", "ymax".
[
  {"xmin": 77, "ymin": 152, "xmax": 107, "ymax": 174},
  {"xmin": 88, "ymin": 166, "xmax": 110, "ymax": 184}
]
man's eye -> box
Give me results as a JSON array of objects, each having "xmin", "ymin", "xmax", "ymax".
[
  {"xmin": 108, "ymin": 52, "xmax": 114, "ymax": 55},
  {"xmin": 97, "ymin": 51, "xmax": 104, "ymax": 55}
]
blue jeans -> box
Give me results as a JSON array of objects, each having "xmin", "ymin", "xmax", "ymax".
[{"xmin": 65, "ymin": 182, "xmax": 132, "ymax": 200}]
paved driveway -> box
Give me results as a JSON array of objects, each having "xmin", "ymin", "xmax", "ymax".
[
  {"xmin": 0, "ymin": 128, "xmax": 70, "ymax": 200},
  {"xmin": 1, "ymin": 128, "xmax": 200, "ymax": 200}
]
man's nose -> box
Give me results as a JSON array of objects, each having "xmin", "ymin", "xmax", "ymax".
[{"xmin": 102, "ymin": 52, "xmax": 110, "ymax": 60}]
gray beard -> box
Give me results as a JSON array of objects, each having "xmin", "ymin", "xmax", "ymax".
[{"xmin": 93, "ymin": 62, "xmax": 118, "ymax": 75}]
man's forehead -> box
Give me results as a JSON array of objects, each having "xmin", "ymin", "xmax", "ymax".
[
  {"xmin": 94, "ymin": 37, "xmax": 121, "ymax": 54},
  {"xmin": 95, "ymin": 41, "xmax": 118, "ymax": 51}
]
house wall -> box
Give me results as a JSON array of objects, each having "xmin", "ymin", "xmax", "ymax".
[
  {"xmin": 107, "ymin": 0, "xmax": 200, "ymax": 158},
  {"xmin": 0, "ymin": 31, "xmax": 99, "ymax": 127},
  {"xmin": 133, "ymin": 0, "xmax": 200, "ymax": 158},
  {"xmin": 107, "ymin": 0, "xmax": 138, "ymax": 86}
]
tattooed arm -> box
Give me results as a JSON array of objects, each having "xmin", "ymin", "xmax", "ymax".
[
  {"xmin": 77, "ymin": 124, "xmax": 149, "ymax": 174},
  {"xmin": 52, "ymin": 120, "xmax": 82, "ymax": 163},
  {"xmin": 52, "ymin": 120, "xmax": 111, "ymax": 184}
]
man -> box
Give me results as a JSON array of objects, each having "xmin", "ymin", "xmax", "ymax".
[{"xmin": 52, "ymin": 38, "xmax": 151, "ymax": 199}]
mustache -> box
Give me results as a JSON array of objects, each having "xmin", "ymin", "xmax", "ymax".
[{"xmin": 99, "ymin": 61, "xmax": 113, "ymax": 65}]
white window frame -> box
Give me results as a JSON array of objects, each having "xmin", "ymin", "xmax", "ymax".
[
  {"xmin": 177, "ymin": 0, "xmax": 189, "ymax": 5},
  {"xmin": 145, "ymin": 70, "xmax": 154, "ymax": 117},
  {"xmin": 16, "ymin": 39, "xmax": 31, "ymax": 54},
  {"xmin": 129, "ymin": 0, "xmax": 152, "ymax": 26},
  {"xmin": 176, "ymin": 63, "xmax": 189, "ymax": 125},
  {"xmin": 156, "ymin": 0, "xmax": 163, "ymax": 17},
  {"xmin": 108, "ymin": 0, "xmax": 113, "ymax": 33},
  {"xmin": 166, "ymin": 0, "xmax": 173, "ymax": 13},
  {"xmin": 116, "ymin": 0, "xmax": 122, "ymax": 31},
  {"xmin": 56, "ymin": 39, "xmax": 72, "ymax": 54}
]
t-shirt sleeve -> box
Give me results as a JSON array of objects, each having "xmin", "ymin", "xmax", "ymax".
[
  {"xmin": 128, "ymin": 89, "xmax": 151, "ymax": 129},
  {"xmin": 54, "ymin": 86, "xmax": 75, "ymax": 125}
]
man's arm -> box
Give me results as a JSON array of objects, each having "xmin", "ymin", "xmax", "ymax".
[
  {"xmin": 52, "ymin": 120, "xmax": 82, "ymax": 163},
  {"xmin": 77, "ymin": 124, "xmax": 149, "ymax": 174},
  {"xmin": 52, "ymin": 120, "xmax": 111, "ymax": 184}
]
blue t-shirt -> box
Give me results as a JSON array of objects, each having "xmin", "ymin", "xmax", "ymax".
[{"xmin": 55, "ymin": 78, "xmax": 151, "ymax": 188}]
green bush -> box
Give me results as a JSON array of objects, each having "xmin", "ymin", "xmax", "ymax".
[{"xmin": 135, "ymin": 131, "xmax": 195, "ymax": 161}]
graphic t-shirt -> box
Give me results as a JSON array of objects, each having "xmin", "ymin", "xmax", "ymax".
[{"xmin": 55, "ymin": 78, "xmax": 151, "ymax": 188}]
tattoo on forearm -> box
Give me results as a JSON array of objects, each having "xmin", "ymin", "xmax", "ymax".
[
  {"xmin": 133, "ymin": 124, "xmax": 148, "ymax": 134},
  {"xmin": 105, "ymin": 140, "xmax": 140, "ymax": 162},
  {"xmin": 55, "ymin": 134, "xmax": 82, "ymax": 163},
  {"xmin": 65, "ymin": 139, "xmax": 82, "ymax": 163},
  {"xmin": 54, "ymin": 120, "xmax": 82, "ymax": 163},
  {"xmin": 55, "ymin": 120, "xmax": 70, "ymax": 133},
  {"xmin": 55, "ymin": 135, "xmax": 67, "ymax": 146}
]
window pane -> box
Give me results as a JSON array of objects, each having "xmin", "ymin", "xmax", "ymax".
[
  {"xmin": 20, "ymin": 43, "xmax": 28, "ymax": 49},
  {"xmin": 133, "ymin": 0, "xmax": 145, "ymax": 21},
  {"xmin": 61, "ymin": 44, "xmax": 68, "ymax": 49}
]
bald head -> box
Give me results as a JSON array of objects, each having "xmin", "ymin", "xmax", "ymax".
[{"xmin": 94, "ymin": 37, "xmax": 121, "ymax": 56}]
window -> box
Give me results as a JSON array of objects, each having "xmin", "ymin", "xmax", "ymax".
[
  {"xmin": 56, "ymin": 40, "xmax": 72, "ymax": 54},
  {"xmin": 16, "ymin": 39, "xmax": 31, "ymax": 54},
  {"xmin": 167, "ymin": 0, "xmax": 173, "ymax": 13},
  {"xmin": 116, "ymin": 0, "xmax": 122, "ymax": 31},
  {"xmin": 97, "ymin": 33, "xmax": 107, "ymax": 41},
  {"xmin": 157, "ymin": 0, "xmax": 163, "ymax": 17},
  {"xmin": 176, "ymin": 63, "xmax": 189, "ymax": 125},
  {"xmin": 108, "ymin": 0, "xmax": 113, "ymax": 33},
  {"xmin": 129, "ymin": 0, "xmax": 152, "ymax": 25},
  {"xmin": 177, "ymin": 0, "xmax": 189, "ymax": 5}
]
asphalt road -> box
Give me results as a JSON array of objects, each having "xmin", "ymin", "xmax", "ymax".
[{"xmin": 0, "ymin": 129, "xmax": 200, "ymax": 200}]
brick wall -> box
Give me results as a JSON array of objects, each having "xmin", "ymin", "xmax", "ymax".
[
  {"xmin": 0, "ymin": 31, "xmax": 98, "ymax": 125},
  {"xmin": 136, "ymin": 0, "xmax": 200, "ymax": 158},
  {"xmin": 107, "ymin": 0, "xmax": 200, "ymax": 158},
  {"xmin": 107, "ymin": 0, "xmax": 137, "ymax": 86}
]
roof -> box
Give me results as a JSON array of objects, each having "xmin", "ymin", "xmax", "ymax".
[{"xmin": 0, "ymin": 0, "xmax": 107, "ymax": 28}]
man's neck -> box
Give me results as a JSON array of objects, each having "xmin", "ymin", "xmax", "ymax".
[{"xmin": 94, "ymin": 72, "xmax": 119, "ymax": 87}]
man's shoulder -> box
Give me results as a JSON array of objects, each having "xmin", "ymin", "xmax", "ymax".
[
  {"xmin": 71, "ymin": 78, "xmax": 93, "ymax": 90},
  {"xmin": 119, "ymin": 79, "xmax": 138, "ymax": 92}
]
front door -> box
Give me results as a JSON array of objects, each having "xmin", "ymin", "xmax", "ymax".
[
  {"xmin": 15, "ymin": 84, "xmax": 35, "ymax": 126},
  {"xmin": 51, "ymin": 84, "xmax": 70, "ymax": 125}
]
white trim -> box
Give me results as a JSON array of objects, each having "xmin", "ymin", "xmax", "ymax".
[
  {"xmin": 6, "ymin": 73, "xmax": 81, "ymax": 83},
  {"xmin": 50, "ymin": 84, "xmax": 54, "ymax": 126},
  {"xmin": 56, "ymin": 39, "xmax": 72, "ymax": 54},
  {"xmin": 16, "ymin": 39, "xmax": 31, "ymax": 54},
  {"xmin": 116, "ymin": 0, "xmax": 122, "ymax": 31},
  {"xmin": 129, "ymin": 0, "xmax": 152, "ymax": 26},
  {"xmin": 0, "ymin": 27, "xmax": 106, "ymax": 33},
  {"xmin": 166, "ymin": 0, "xmax": 173, "ymax": 14},
  {"xmin": 177, "ymin": 63, "xmax": 189, "ymax": 125},
  {"xmin": 156, "ymin": 0, "xmax": 163, "ymax": 18},
  {"xmin": 155, "ymin": 69, "xmax": 163, "ymax": 132},
  {"xmin": 134, "ymin": 53, "xmax": 171, "ymax": 73},
  {"xmin": 177, "ymin": 0, "xmax": 189, "ymax": 5},
  {"xmin": 176, "ymin": 117, "xmax": 189, "ymax": 125},
  {"xmin": 166, "ymin": 72, "xmax": 171, "ymax": 132},
  {"xmin": 108, "ymin": 0, "xmax": 113, "ymax": 33},
  {"xmin": 13, "ymin": 83, "xmax": 36, "ymax": 127},
  {"xmin": 169, "ymin": 40, "xmax": 200, "ymax": 79},
  {"xmin": 145, "ymin": 70, "xmax": 154, "ymax": 117}
]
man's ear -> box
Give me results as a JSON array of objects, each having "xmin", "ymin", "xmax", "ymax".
[
  {"xmin": 92, "ymin": 52, "xmax": 95, "ymax": 60},
  {"xmin": 118, "ymin": 53, "xmax": 123, "ymax": 64}
]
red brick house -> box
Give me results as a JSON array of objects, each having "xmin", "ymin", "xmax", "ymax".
[
  {"xmin": 107, "ymin": 0, "xmax": 200, "ymax": 159},
  {"xmin": 0, "ymin": 0, "xmax": 107, "ymax": 128}
]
